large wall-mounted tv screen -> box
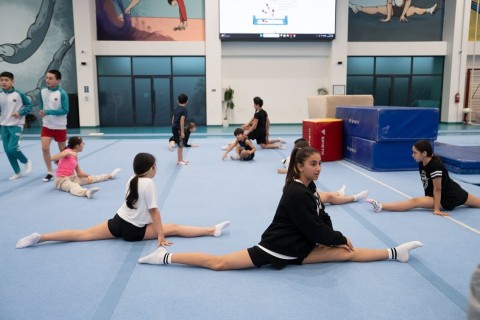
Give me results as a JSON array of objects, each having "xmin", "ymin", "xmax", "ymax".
[{"xmin": 220, "ymin": 0, "xmax": 336, "ymax": 41}]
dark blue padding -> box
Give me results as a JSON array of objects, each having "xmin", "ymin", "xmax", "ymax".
[
  {"xmin": 434, "ymin": 142, "xmax": 480, "ymax": 174},
  {"xmin": 343, "ymin": 136, "xmax": 429, "ymax": 171},
  {"xmin": 336, "ymin": 106, "xmax": 439, "ymax": 141}
]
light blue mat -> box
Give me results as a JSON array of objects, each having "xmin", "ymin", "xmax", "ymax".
[{"xmin": 1, "ymin": 136, "xmax": 479, "ymax": 320}]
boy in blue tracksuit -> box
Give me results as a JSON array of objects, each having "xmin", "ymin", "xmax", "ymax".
[{"xmin": 0, "ymin": 71, "xmax": 33, "ymax": 180}]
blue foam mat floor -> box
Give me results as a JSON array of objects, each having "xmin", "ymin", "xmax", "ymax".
[{"xmin": 1, "ymin": 133, "xmax": 480, "ymax": 320}]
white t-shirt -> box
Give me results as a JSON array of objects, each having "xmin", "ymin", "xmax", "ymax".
[{"xmin": 117, "ymin": 177, "xmax": 158, "ymax": 227}]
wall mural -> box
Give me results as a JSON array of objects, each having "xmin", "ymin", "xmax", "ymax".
[
  {"xmin": 0, "ymin": 0, "xmax": 76, "ymax": 127},
  {"xmin": 348, "ymin": 0, "xmax": 444, "ymax": 41},
  {"xmin": 96, "ymin": 0, "xmax": 205, "ymax": 41}
]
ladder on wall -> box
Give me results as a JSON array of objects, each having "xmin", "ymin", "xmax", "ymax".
[{"xmin": 465, "ymin": 68, "xmax": 480, "ymax": 124}]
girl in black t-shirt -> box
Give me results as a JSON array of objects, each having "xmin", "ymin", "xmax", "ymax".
[
  {"xmin": 367, "ymin": 140, "xmax": 480, "ymax": 216},
  {"xmin": 139, "ymin": 146, "xmax": 422, "ymax": 270}
]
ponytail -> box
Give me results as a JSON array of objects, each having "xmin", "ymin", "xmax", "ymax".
[
  {"xmin": 126, "ymin": 177, "xmax": 139, "ymax": 209},
  {"xmin": 284, "ymin": 147, "xmax": 301, "ymax": 191},
  {"xmin": 126, "ymin": 153, "xmax": 156, "ymax": 209}
]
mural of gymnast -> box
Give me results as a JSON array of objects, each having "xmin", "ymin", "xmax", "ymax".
[
  {"xmin": 118, "ymin": 0, "xmax": 188, "ymax": 31},
  {"xmin": 0, "ymin": 0, "xmax": 75, "ymax": 127},
  {"xmin": 349, "ymin": 0, "xmax": 439, "ymax": 22},
  {"xmin": 0, "ymin": 0, "xmax": 56, "ymax": 63}
]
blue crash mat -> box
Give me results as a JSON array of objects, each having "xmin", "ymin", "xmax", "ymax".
[{"xmin": 434, "ymin": 142, "xmax": 480, "ymax": 174}]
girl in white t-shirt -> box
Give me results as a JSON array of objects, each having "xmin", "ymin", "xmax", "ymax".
[{"xmin": 16, "ymin": 152, "xmax": 230, "ymax": 248}]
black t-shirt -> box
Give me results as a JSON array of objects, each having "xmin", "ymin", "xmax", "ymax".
[
  {"xmin": 253, "ymin": 108, "xmax": 268, "ymax": 132},
  {"xmin": 258, "ymin": 181, "xmax": 347, "ymax": 259},
  {"xmin": 420, "ymin": 157, "xmax": 468, "ymax": 210},
  {"xmin": 172, "ymin": 106, "xmax": 188, "ymax": 129}
]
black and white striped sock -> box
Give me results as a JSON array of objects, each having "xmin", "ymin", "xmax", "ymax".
[
  {"xmin": 138, "ymin": 247, "xmax": 172, "ymax": 265},
  {"xmin": 389, "ymin": 241, "xmax": 423, "ymax": 263}
]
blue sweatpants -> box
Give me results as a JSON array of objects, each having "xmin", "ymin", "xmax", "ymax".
[{"xmin": 1, "ymin": 126, "xmax": 28, "ymax": 174}]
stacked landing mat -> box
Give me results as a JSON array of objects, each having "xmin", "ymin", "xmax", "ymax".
[{"xmin": 336, "ymin": 106, "xmax": 439, "ymax": 171}]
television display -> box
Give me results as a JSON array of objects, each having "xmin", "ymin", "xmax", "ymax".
[{"xmin": 219, "ymin": 0, "xmax": 336, "ymax": 41}]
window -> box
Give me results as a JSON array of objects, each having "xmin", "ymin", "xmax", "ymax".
[{"xmin": 347, "ymin": 56, "xmax": 444, "ymax": 110}]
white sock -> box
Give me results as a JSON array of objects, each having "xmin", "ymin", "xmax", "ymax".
[
  {"xmin": 353, "ymin": 190, "xmax": 369, "ymax": 202},
  {"xmin": 427, "ymin": 3, "xmax": 437, "ymax": 14},
  {"xmin": 16, "ymin": 233, "xmax": 41, "ymax": 249},
  {"xmin": 213, "ymin": 221, "xmax": 231, "ymax": 237},
  {"xmin": 336, "ymin": 185, "xmax": 346, "ymax": 196},
  {"xmin": 389, "ymin": 241, "xmax": 423, "ymax": 262},
  {"xmin": 86, "ymin": 187, "xmax": 100, "ymax": 199},
  {"xmin": 230, "ymin": 154, "xmax": 241, "ymax": 160},
  {"xmin": 138, "ymin": 247, "xmax": 171, "ymax": 265},
  {"xmin": 349, "ymin": 2, "xmax": 359, "ymax": 13},
  {"xmin": 110, "ymin": 168, "xmax": 121, "ymax": 179}
]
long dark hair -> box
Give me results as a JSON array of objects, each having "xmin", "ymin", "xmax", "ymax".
[
  {"xmin": 413, "ymin": 140, "xmax": 442, "ymax": 162},
  {"xmin": 284, "ymin": 146, "xmax": 319, "ymax": 192},
  {"xmin": 66, "ymin": 136, "xmax": 83, "ymax": 149},
  {"xmin": 126, "ymin": 153, "xmax": 156, "ymax": 209}
]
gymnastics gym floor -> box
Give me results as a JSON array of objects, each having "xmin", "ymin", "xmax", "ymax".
[{"xmin": 1, "ymin": 124, "xmax": 479, "ymax": 320}]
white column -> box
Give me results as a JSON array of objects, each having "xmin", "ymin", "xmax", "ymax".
[
  {"xmin": 72, "ymin": 0, "xmax": 99, "ymax": 127},
  {"xmin": 441, "ymin": 0, "xmax": 470, "ymax": 122},
  {"xmin": 205, "ymin": 0, "xmax": 222, "ymax": 125},
  {"xmin": 329, "ymin": 0, "xmax": 349, "ymax": 94}
]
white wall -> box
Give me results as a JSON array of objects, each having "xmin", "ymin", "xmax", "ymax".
[
  {"xmin": 74, "ymin": 0, "xmax": 473, "ymax": 126},
  {"xmin": 221, "ymin": 43, "xmax": 331, "ymax": 124}
]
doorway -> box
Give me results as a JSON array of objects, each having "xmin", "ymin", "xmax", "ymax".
[
  {"xmin": 134, "ymin": 77, "xmax": 171, "ymax": 126},
  {"xmin": 375, "ymin": 76, "xmax": 409, "ymax": 106}
]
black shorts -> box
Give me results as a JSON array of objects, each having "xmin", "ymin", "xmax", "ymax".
[
  {"xmin": 247, "ymin": 246, "xmax": 304, "ymax": 270},
  {"xmin": 247, "ymin": 130, "xmax": 266, "ymax": 145},
  {"xmin": 440, "ymin": 189, "xmax": 469, "ymax": 211},
  {"xmin": 107, "ymin": 214, "xmax": 147, "ymax": 242},
  {"xmin": 392, "ymin": 6, "xmax": 403, "ymax": 17},
  {"xmin": 172, "ymin": 127, "xmax": 184, "ymax": 148},
  {"xmin": 242, "ymin": 153, "xmax": 255, "ymax": 161}
]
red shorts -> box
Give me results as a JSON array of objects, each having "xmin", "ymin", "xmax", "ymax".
[{"xmin": 41, "ymin": 127, "xmax": 67, "ymax": 142}]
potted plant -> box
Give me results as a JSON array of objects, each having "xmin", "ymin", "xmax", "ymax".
[
  {"xmin": 317, "ymin": 87, "xmax": 329, "ymax": 95},
  {"xmin": 223, "ymin": 87, "xmax": 235, "ymax": 127}
]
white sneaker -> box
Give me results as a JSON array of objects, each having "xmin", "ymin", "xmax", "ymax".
[
  {"xmin": 24, "ymin": 160, "xmax": 32, "ymax": 175},
  {"xmin": 278, "ymin": 137, "xmax": 286, "ymax": 143},
  {"xmin": 366, "ymin": 199, "xmax": 382, "ymax": 212},
  {"xmin": 230, "ymin": 154, "xmax": 241, "ymax": 160},
  {"xmin": 220, "ymin": 145, "xmax": 228, "ymax": 150},
  {"xmin": 177, "ymin": 160, "xmax": 189, "ymax": 166},
  {"xmin": 9, "ymin": 173, "xmax": 21, "ymax": 180},
  {"xmin": 278, "ymin": 145, "xmax": 287, "ymax": 150},
  {"xmin": 110, "ymin": 168, "xmax": 121, "ymax": 178},
  {"xmin": 86, "ymin": 187, "xmax": 100, "ymax": 199},
  {"xmin": 42, "ymin": 173, "xmax": 53, "ymax": 182}
]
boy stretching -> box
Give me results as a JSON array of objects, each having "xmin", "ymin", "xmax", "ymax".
[{"xmin": 222, "ymin": 128, "xmax": 256, "ymax": 161}]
